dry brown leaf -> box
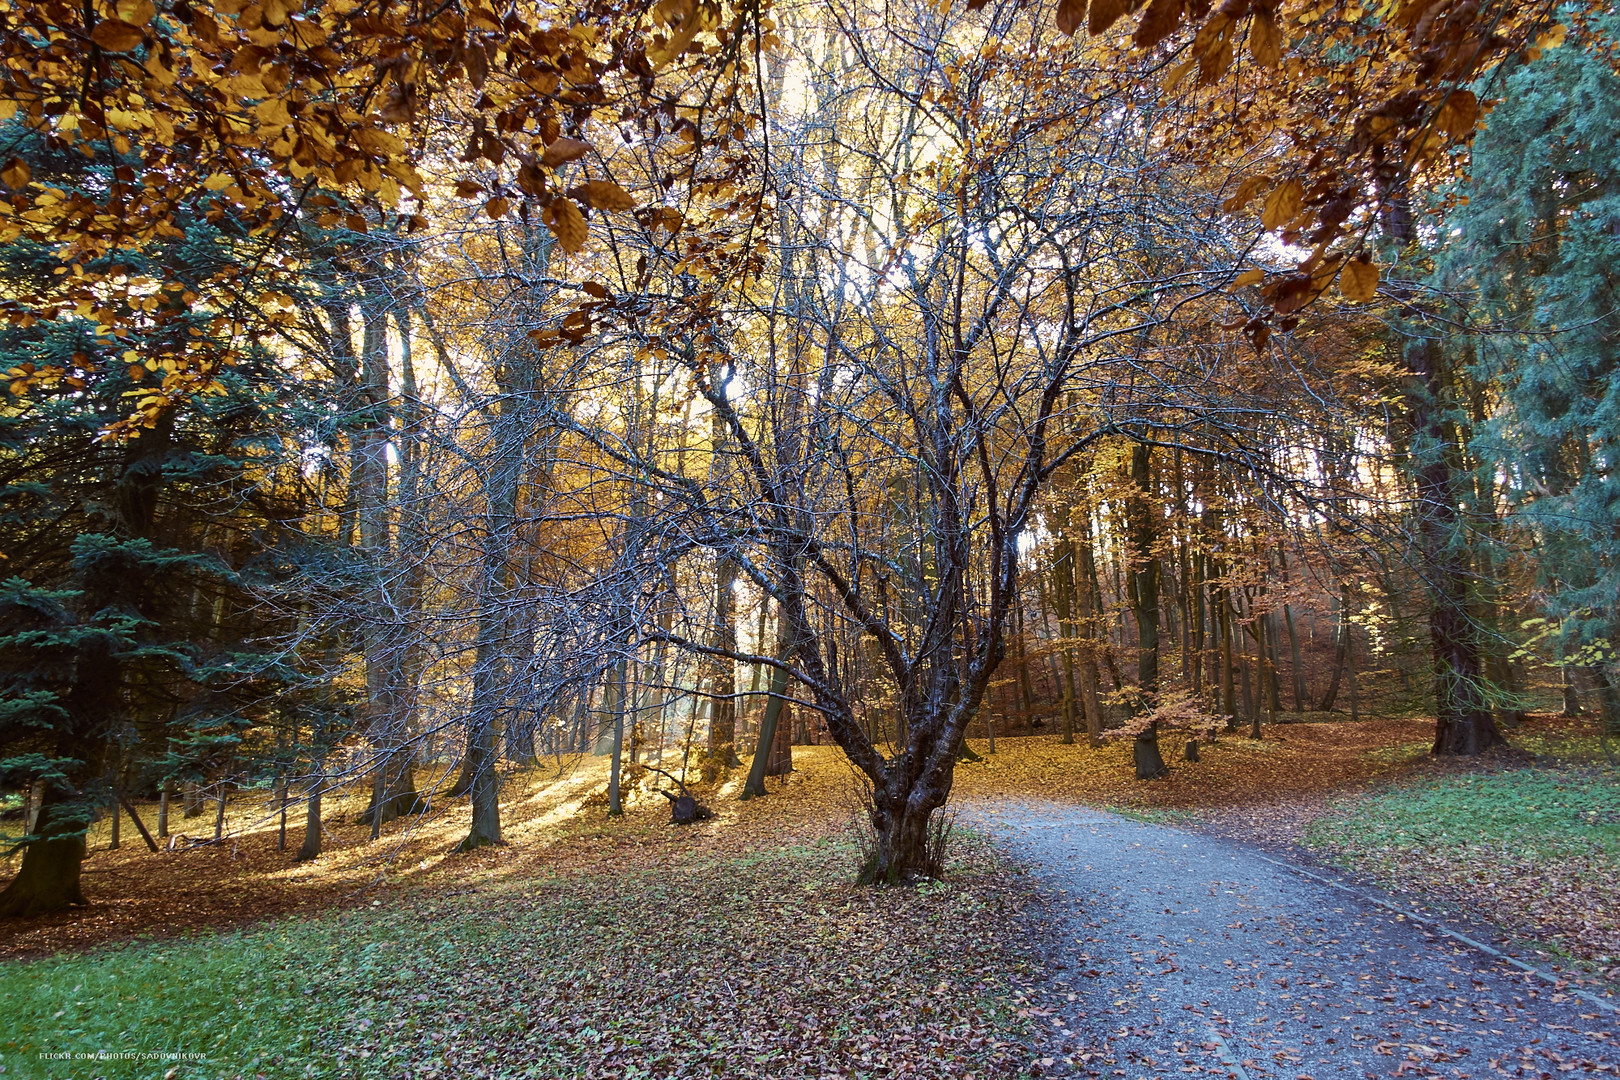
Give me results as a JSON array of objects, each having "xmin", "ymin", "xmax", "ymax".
[
  {"xmin": 1339, "ymin": 257, "xmax": 1379, "ymax": 303},
  {"xmin": 574, "ymin": 180, "xmax": 636, "ymax": 211},
  {"xmin": 1089, "ymin": 0, "xmax": 1129, "ymax": 36},
  {"xmin": 541, "ymin": 137, "xmax": 591, "ymax": 168},
  {"xmin": 1222, "ymin": 175, "xmax": 1270, "ymax": 212},
  {"xmin": 1435, "ymin": 89, "xmax": 1478, "ymax": 138},
  {"xmin": 1057, "ymin": 0, "xmax": 1088, "ymax": 36},
  {"xmin": 1134, "ymin": 0, "xmax": 1182, "ymax": 49},
  {"xmin": 114, "ymin": 0, "xmax": 156, "ymax": 26},
  {"xmin": 1249, "ymin": 10, "xmax": 1283, "ymax": 67},
  {"xmin": 90, "ymin": 18, "xmax": 145, "ymax": 52},
  {"xmin": 1, "ymin": 157, "xmax": 29, "ymax": 190},
  {"xmin": 1261, "ymin": 178, "xmax": 1304, "ymax": 231},
  {"xmin": 550, "ymin": 198, "xmax": 589, "ymax": 253},
  {"xmin": 260, "ymin": 0, "xmax": 291, "ymax": 27}
]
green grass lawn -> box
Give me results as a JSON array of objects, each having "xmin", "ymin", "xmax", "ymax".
[
  {"xmin": 2, "ymin": 837, "xmax": 1039, "ymax": 1080},
  {"xmin": 1305, "ymin": 767, "xmax": 1620, "ymax": 863},
  {"xmin": 1304, "ymin": 751, "xmax": 1620, "ymax": 964}
]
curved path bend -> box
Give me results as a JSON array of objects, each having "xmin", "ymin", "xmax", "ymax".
[{"xmin": 972, "ymin": 800, "xmax": 1620, "ymax": 1080}]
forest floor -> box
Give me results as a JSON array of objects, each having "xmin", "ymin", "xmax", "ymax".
[
  {"xmin": 4, "ymin": 713, "xmax": 1618, "ymax": 1078},
  {"xmin": 0, "ymin": 716, "xmax": 1433, "ymax": 962}
]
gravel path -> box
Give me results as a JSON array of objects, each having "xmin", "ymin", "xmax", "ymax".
[{"xmin": 972, "ymin": 799, "xmax": 1620, "ymax": 1079}]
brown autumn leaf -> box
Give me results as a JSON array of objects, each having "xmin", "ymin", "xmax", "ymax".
[
  {"xmin": 1339, "ymin": 257, "xmax": 1379, "ymax": 303},
  {"xmin": 1222, "ymin": 175, "xmax": 1270, "ymax": 213},
  {"xmin": 572, "ymin": 180, "xmax": 636, "ymax": 211},
  {"xmin": 1162, "ymin": 57, "xmax": 1197, "ymax": 90},
  {"xmin": 550, "ymin": 197, "xmax": 589, "ymax": 253},
  {"xmin": 114, "ymin": 0, "xmax": 156, "ymax": 26},
  {"xmin": 1089, "ymin": 0, "xmax": 1129, "ymax": 36},
  {"xmin": 1193, "ymin": 12, "xmax": 1235, "ymax": 84},
  {"xmin": 466, "ymin": 41, "xmax": 490, "ymax": 90},
  {"xmin": 261, "ymin": 0, "xmax": 292, "ymax": 27},
  {"xmin": 1436, "ymin": 89, "xmax": 1478, "ymax": 139},
  {"xmin": 90, "ymin": 18, "xmax": 146, "ymax": 52},
  {"xmin": 1249, "ymin": 9, "xmax": 1283, "ymax": 67},
  {"xmin": 1, "ymin": 157, "xmax": 28, "ymax": 190},
  {"xmin": 1056, "ymin": 0, "xmax": 1087, "ymax": 37},
  {"xmin": 484, "ymin": 196, "xmax": 510, "ymax": 219},
  {"xmin": 1134, "ymin": 0, "xmax": 1182, "ymax": 49},
  {"xmin": 1260, "ymin": 178, "xmax": 1304, "ymax": 231},
  {"xmin": 541, "ymin": 137, "xmax": 591, "ymax": 168}
]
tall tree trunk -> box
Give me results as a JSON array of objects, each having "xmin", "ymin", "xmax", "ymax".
[
  {"xmin": 1219, "ymin": 587, "xmax": 1236, "ymax": 728},
  {"xmin": 1265, "ymin": 612, "xmax": 1283, "ymax": 723},
  {"xmin": 1275, "ymin": 544, "xmax": 1308, "ymax": 712},
  {"xmin": 605, "ymin": 656, "xmax": 629, "ymax": 817},
  {"xmin": 1317, "ymin": 585, "xmax": 1351, "ymax": 713},
  {"xmin": 1071, "ymin": 515, "xmax": 1107, "ymax": 746},
  {"xmin": 345, "ymin": 293, "xmax": 422, "ymax": 828},
  {"xmin": 1407, "ymin": 338, "xmax": 1505, "ymax": 755},
  {"xmin": 1014, "ymin": 588, "xmax": 1036, "ymax": 733},
  {"xmin": 741, "ymin": 651, "xmax": 791, "ymax": 798},
  {"xmin": 1051, "ymin": 543, "xmax": 1081, "ymax": 745},
  {"xmin": 295, "ymin": 763, "xmax": 324, "ymax": 862},
  {"xmin": 1562, "ymin": 663, "xmax": 1582, "ymax": 717},
  {"xmin": 706, "ymin": 555, "xmax": 741, "ymax": 765},
  {"xmin": 157, "ymin": 781, "xmax": 171, "ymax": 839},
  {"xmin": 1128, "ymin": 444, "xmax": 1168, "ymax": 779}
]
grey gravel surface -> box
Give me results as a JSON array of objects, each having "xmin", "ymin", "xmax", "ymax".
[{"xmin": 972, "ymin": 799, "xmax": 1620, "ymax": 1079}]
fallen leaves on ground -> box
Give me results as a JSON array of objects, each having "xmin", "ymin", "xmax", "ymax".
[
  {"xmin": 4, "ymin": 831, "xmax": 1045, "ymax": 1079},
  {"xmin": 3, "ymin": 720, "xmax": 1432, "ymax": 960},
  {"xmin": 950, "ymin": 718, "xmax": 1434, "ymax": 826}
]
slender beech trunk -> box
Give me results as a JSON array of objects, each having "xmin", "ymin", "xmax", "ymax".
[
  {"xmin": 1014, "ymin": 588, "xmax": 1036, "ymax": 733},
  {"xmin": 741, "ymin": 650, "xmax": 791, "ymax": 798},
  {"xmin": 1128, "ymin": 444, "xmax": 1168, "ymax": 779},
  {"xmin": 296, "ymin": 767, "xmax": 324, "ymax": 862},
  {"xmin": 1051, "ymin": 542, "xmax": 1081, "ymax": 745},
  {"xmin": 157, "ymin": 782, "xmax": 171, "ymax": 839},
  {"xmin": 606, "ymin": 656, "xmax": 628, "ymax": 817},
  {"xmin": 1317, "ymin": 585, "xmax": 1351, "ymax": 712}
]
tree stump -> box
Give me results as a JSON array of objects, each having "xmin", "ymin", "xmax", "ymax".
[{"xmin": 662, "ymin": 791, "xmax": 714, "ymax": 825}]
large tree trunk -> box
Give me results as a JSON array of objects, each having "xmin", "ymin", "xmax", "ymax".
[
  {"xmin": 342, "ymin": 293, "xmax": 423, "ymax": 830},
  {"xmin": 1072, "ymin": 519, "xmax": 1107, "ymax": 746},
  {"xmin": 295, "ymin": 769, "xmax": 323, "ymax": 862},
  {"xmin": 741, "ymin": 653, "xmax": 790, "ymax": 798},
  {"xmin": 1317, "ymin": 587, "xmax": 1351, "ymax": 713},
  {"xmin": 1128, "ymin": 443, "xmax": 1168, "ymax": 779},
  {"xmin": 706, "ymin": 409, "xmax": 741, "ymax": 766},
  {"xmin": 859, "ymin": 768, "xmax": 949, "ymax": 886},
  {"xmin": 1051, "ymin": 542, "xmax": 1081, "ymax": 745},
  {"xmin": 0, "ymin": 796, "xmax": 88, "ymax": 916},
  {"xmin": 605, "ymin": 657, "xmax": 628, "ymax": 816},
  {"xmin": 1407, "ymin": 339, "xmax": 1505, "ymax": 756}
]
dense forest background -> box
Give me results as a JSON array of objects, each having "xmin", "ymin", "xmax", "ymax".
[{"xmin": 3, "ymin": 0, "xmax": 1619, "ymax": 914}]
